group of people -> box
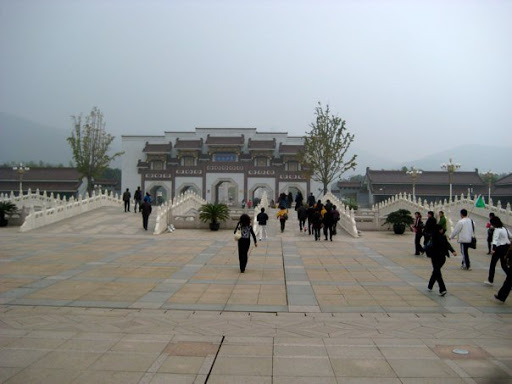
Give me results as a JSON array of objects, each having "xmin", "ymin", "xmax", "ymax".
[
  {"xmin": 411, "ymin": 209, "xmax": 511, "ymax": 303},
  {"xmin": 122, "ymin": 187, "xmax": 153, "ymax": 231}
]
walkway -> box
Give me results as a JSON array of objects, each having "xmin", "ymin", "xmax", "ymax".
[{"xmin": 0, "ymin": 207, "xmax": 511, "ymax": 383}]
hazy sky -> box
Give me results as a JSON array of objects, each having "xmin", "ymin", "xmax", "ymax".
[{"xmin": 1, "ymin": 0, "xmax": 511, "ymax": 162}]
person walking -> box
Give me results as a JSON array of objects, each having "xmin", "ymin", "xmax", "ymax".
[
  {"xmin": 295, "ymin": 191, "xmax": 303, "ymax": 211},
  {"xmin": 306, "ymin": 204, "xmax": 315, "ymax": 235},
  {"xmin": 423, "ymin": 211, "xmax": 437, "ymax": 247},
  {"xmin": 307, "ymin": 192, "xmax": 316, "ymax": 207},
  {"xmin": 426, "ymin": 224, "xmax": 457, "ymax": 296},
  {"xmin": 449, "ymin": 209, "xmax": 475, "ymax": 270},
  {"xmin": 411, "ymin": 212, "xmax": 424, "ymax": 255},
  {"xmin": 234, "ymin": 213, "xmax": 257, "ymax": 273},
  {"xmin": 122, "ymin": 188, "xmax": 131, "ymax": 212},
  {"xmin": 332, "ymin": 205, "xmax": 340, "ymax": 235},
  {"xmin": 297, "ymin": 204, "xmax": 308, "ymax": 232},
  {"xmin": 486, "ymin": 212, "xmax": 496, "ymax": 255},
  {"xmin": 140, "ymin": 198, "xmax": 152, "ymax": 231},
  {"xmin": 323, "ymin": 206, "xmax": 335, "ymax": 241},
  {"xmin": 134, "ymin": 187, "xmax": 142, "ymax": 213},
  {"xmin": 484, "ymin": 216, "xmax": 510, "ymax": 287},
  {"xmin": 311, "ymin": 208, "xmax": 323, "ymax": 241},
  {"xmin": 494, "ymin": 245, "xmax": 512, "ymax": 303},
  {"xmin": 256, "ymin": 207, "xmax": 269, "ymax": 241},
  {"xmin": 276, "ymin": 205, "xmax": 289, "ymax": 233},
  {"xmin": 438, "ymin": 211, "xmax": 447, "ymax": 234}
]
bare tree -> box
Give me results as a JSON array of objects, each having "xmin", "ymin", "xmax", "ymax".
[
  {"xmin": 67, "ymin": 107, "xmax": 123, "ymax": 195},
  {"xmin": 299, "ymin": 102, "xmax": 357, "ymax": 194}
]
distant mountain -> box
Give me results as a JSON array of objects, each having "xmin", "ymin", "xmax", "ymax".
[
  {"xmin": 400, "ymin": 145, "xmax": 512, "ymax": 175},
  {"xmin": 0, "ymin": 112, "xmax": 121, "ymax": 167}
]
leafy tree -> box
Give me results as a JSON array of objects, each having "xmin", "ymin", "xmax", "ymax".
[
  {"xmin": 67, "ymin": 107, "xmax": 123, "ymax": 195},
  {"xmin": 299, "ymin": 102, "xmax": 357, "ymax": 194}
]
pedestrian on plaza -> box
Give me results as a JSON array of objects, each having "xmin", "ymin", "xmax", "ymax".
[
  {"xmin": 449, "ymin": 209, "xmax": 475, "ymax": 270},
  {"xmin": 325, "ymin": 199, "xmax": 333, "ymax": 211},
  {"xmin": 295, "ymin": 191, "xmax": 303, "ymax": 211},
  {"xmin": 278, "ymin": 192, "xmax": 288, "ymax": 208},
  {"xmin": 256, "ymin": 207, "xmax": 269, "ymax": 241},
  {"xmin": 122, "ymin": 188, "xmax": 131, "ymax": 212},
  {"xmin": 140, "ymin": 198, "xmax": 152, "ymax": 231},
  {"xmin": 234, "ymin": 213, "xmax": 257, "ymax": 273},
  {"xmin": 307, "ymin": 192, "xmax": 316, "ymax": 207},
  {"xmin": 287, "ymin": 192, "xmax": 293, "ymax": 209},
  {"xmin": 315, "ymin": 200, "xmax": 324, "ymax": 213},
  {"xmin": 411, "ymin": 211, "xmax": 424, "ymax": 255},
  {"xmin": 144, "ymin": 192, "xmax": 151, "ymax": 204},
  {"xmin": 484, "ymin": 216, "xmax": 511, "ymax": 287},
  {"xmin": 494, "ymin": 244, "xmax": 512, "ymax": 303},
  {"xmin": 438, "ymin": 211, "xmax": 447, "ymax": 234},
  {"xmin": 426, "ymin": 224, "xmax": 457, "ymax": 296},
  {"xmin": 247, "ymin": 199, "xmax": 253, "ymax": 209},
  {"xmin": 134, "ymin": 187, "xmax": 142, "ymax": 213},
  {"xmin": 311, "ymin": 208, "xmax": 323, "ymax": 241},
  {"xmin": 486, "ymin": 212, "xmax": 496, "ymax": 255},
  {"xmin": 297, "ymin": 203, "xmax": 308, "ymax": 232},
  {"xmin": 323, "ymin": 205, "xmax": 335, "ymax": 241},
  {"xmin": 276, "ymin": 205, "xmax": 289, "ymax": 233},
  {"xmin": 423, "ymin": 211, "xmax": 437, "ymax": 247},
  {"xmin": 332, "ymin": 205, "xmax": 340, "ymax": 235},
  {"xmin": 306, "ymin": 204, "xmax": 315, "ymax": 235}
]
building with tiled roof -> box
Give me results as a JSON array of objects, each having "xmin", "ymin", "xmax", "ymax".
[
  {"xmin": 0, "ymin": 167, "xmax": 85, "ymax": 198},
  {"xmin": 364, "ymin": 168, "xmax": 487, "ymax": 206},
  {"xmin": 493, "ymin": 174, "xmax": 512, "ymax": 206},
  {"xmin": 122, "ymin": 128, "xmax": 317, "ymax": 205}
]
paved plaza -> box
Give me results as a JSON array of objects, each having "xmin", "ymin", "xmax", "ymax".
[{"xmin": 0, "ymin": 207, "xmax": 511, "ymax": 383}]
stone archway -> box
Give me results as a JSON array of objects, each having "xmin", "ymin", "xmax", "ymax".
[
  {"xmin": 249, "ymin": 184, "xmax": 273, "ymax": 207},
  {"xmin": 212, "ymin": 179, "xmax": 239, "ymax": 206},
  {"xmin": 177, "ymin": 184, "xmax": 200, "ymax": 196}
]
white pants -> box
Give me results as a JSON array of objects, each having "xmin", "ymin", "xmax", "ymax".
[{"xmin": 258, "ymin": 224, "xmax": 268, "ymax": 240}]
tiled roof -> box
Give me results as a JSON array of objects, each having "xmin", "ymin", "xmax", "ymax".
[
  {"xmin": 337, "ymin": 181, "xmax": 362, "ymax": 189},
  {"xmin": 175, "ymin": 138, "xmax": 203, "ymax": 149},
  {"xmin": 248, "ymin": 138, "xmax": 276, "ymax": 150},
  {"xmin": 496, "ymin": 173, "xmax": 512, "ymax": 186},
  {"xmin": 371, "ymin": 184, "xmax": 487, "ymax": 196},
  {"xmin": 279, "ymin": 144, "xmax": 304, "ymax": 154},
  {"xmin": 0, "ymin": 167, "xmax": 81, "ymax": 181},
  {"xmin": 142, "ymin": 142, "xmax": 172, "ymax": 153},
  {"xmin": 137, "ymin": 160, "xmax": 149, "ymax": 168},
  {"xmin": 205, "ymin": 135, "xmax": 244, "ymax": 146}
]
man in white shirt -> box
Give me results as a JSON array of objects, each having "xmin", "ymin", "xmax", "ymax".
[{"xmin": 450, "ymin": 209, "xmax": 475, "ymax": 270}]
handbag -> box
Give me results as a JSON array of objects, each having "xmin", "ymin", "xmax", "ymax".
[
  {"xmin": 234, "ymin": 229, "xmax": 242, "ymax": 241},
  {"xmin": 469, "ymin": 220, "xmax": 477, "ymax": 249}
]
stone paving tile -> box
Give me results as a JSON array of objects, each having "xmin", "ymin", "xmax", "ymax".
[
  {"xmin": 0, "ymin": 207, "xmax": 511, "ymax": 382},
  {"xmin": 4, "ymin": 367, "xmax": 81, "ymax": 384}
]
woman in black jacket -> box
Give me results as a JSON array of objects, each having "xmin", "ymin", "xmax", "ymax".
[
  {"xmin": 426, "ymin": 224, "xmax": 457, "ymax": 296},
  {"xmin": 234, "ymin": 214, "xmax": 257, "ymax": 273}
]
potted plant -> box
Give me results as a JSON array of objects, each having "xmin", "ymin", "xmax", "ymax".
[
  {"xmin": 0, "ymin": 201, "xmax": 19, "ymax": 227},
  {"xmin": 383, "ymin": 209, "xmax": 414, "ymax": 234},
  {"xmin": 198, "ymin": 203, "xmax": 230, "ymax": 231}
]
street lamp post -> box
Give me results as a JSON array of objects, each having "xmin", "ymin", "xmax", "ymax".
[
  {"xmin": 406, "ymin": 166, "xmax": 422, "ymax": 200},
  {"xmin": 484, "ymin": 170, "xmax": 497, "ymax": 203},
  {"xmin": 12, "ymin": 163, "xmax": 30, "ymax": 196},
  {"xmin": 441, "ymin": 158, "xmax": 461, "ymax": 202}
]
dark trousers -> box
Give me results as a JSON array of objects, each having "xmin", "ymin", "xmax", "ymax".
[
  {"xmin": 142, "ymin": 214, "xmax": 149, "ymax": 230},
  {"xmin": 496, "ymin": 257, "xmax": 512, "ymax": 302},
  {"xmin": 308, "ymin": 220, "xmax": 313, "ymax": 235},
  {"xmin": 280, "ymin": 219, "xmax": 286, "ymax": 232},
  {"xmin": 124, "ymin": 200, "xmax": 130, "ymax": 212},
  {"xmin": 314, "ymin": 227, "xmax": 321, "ymax": 241},
  {"xmin": 414, "ymin": 232, "xmax": 423, "ymax": 254},
  {"xmin": 488, "ymin": 245, "xmax": 508, "ymax": 283},
  {"xmin": 428, "ymin": 256, "xmax": 447, "ymax": 293},
  {"xmin": 460, "ymin": 243, "xmax": 470, "ymax": 268},
  {"xmin": 299, "ymin": 219, "xmax": 306, "ymax": 231},
  {"xmin": 134, "ymin": 199, "xmax": 141, "ymax": 213},
  {"xmin": 323, "ymin": 224, "xmax": 333, "ymax": 240},
  {"xmin": 238, "ymin": 238, "xmax": 250, "ymax": 272}
]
